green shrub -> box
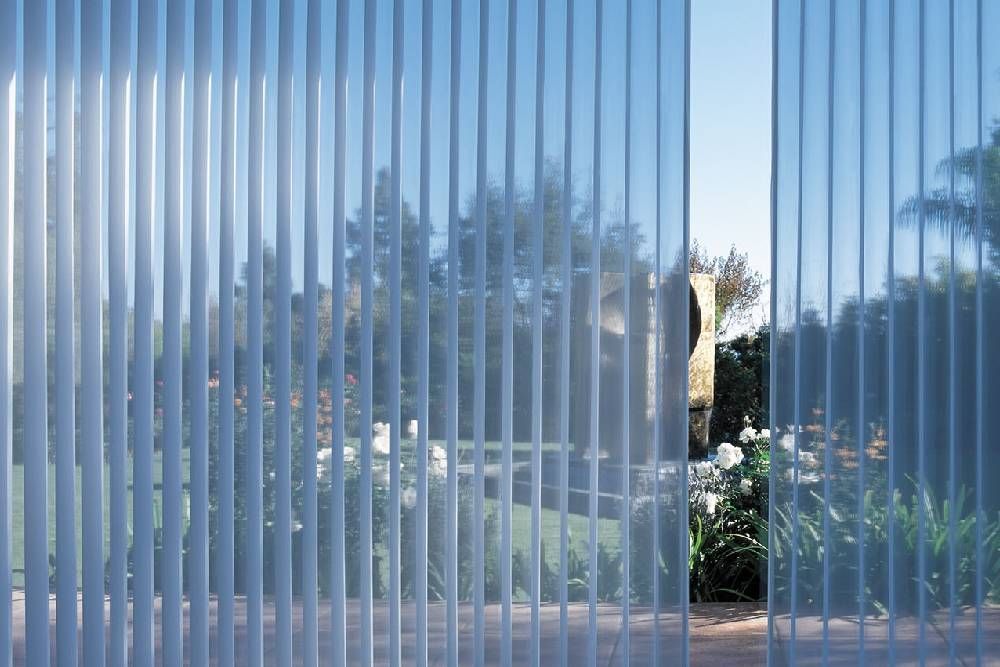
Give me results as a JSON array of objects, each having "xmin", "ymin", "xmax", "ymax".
[{"xmin": 712, "ymin": 328, "xmax": 768, "ymax": 446}]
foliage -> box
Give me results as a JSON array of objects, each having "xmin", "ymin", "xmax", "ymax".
[
  {"xmin": 769, "ymin": 431, "xmax": 1000, "ymax": 615},
  {"xmin": 711, "ymin": 327, "xmax": 768, "ymax": 446},
  {"xmin": 689, "ymin": 240, "xmax": 766, "ymax": 338},
  {"xmin": 688, "ymin": 425, "xmax": 770, "ymax": 602},
  {"xmin": 899, "ymin": 120, "xmax": 1000, "ymax": 262}
]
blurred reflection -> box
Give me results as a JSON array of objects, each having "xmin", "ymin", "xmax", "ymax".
[
  {"xmin": 570, "ymin": 274, "xmax": 706, "ymax": 465},
  {"xmin": 772, "ymin": 1, "xmax": 1000, "ymax": 661}
]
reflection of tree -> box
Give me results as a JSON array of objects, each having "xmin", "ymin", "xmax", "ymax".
[
  {"xmin": 900, "ymin": 119, "xmax": 1000, "ymax": 261},
  {"xmin": 11, "ymin": 112, "xmax": 84, "ymax": 461},
  {"xmin": 12, "ymin": 141, "xmax": 656, "ymax": 453},
  {"xmin": 768, "ymin": 122, "xmax": 1000, "ymax": 617},
  {"xmin": 275, "ymin": 164, "xmax": 655, "ymax": 443}
]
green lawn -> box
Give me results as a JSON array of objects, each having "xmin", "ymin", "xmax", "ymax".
[
  {"xmin": 345, "ymin": 436, "xmax": 565, "ymax": 460},
  {"xmin": 10, "ymin": 440, "xmax": 622, "ymax": 589},
  {"xmin": 488, "ymin": 497, "xmax": 622, "ymax": 564},
  {"xmin": 10, "ymin": 449, "xmax": 188, "ymax": 588}
]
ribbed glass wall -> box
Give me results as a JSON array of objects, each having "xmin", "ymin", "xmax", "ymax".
[
  {"xmin": 772, "ymin": 0, "xmax": 999, "ymax": 663},
  {"xmin": 0, "ymin": 0, "xmax": 690, "ymax": 664}
]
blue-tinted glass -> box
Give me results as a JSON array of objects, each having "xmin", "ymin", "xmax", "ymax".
[
  {"xmin": 772, "ymin": 0, "xmax": 999, "ymax": 662},
  {"xmin": 0, "ymin": 0, "xmax": 690, "ymax": 663}
]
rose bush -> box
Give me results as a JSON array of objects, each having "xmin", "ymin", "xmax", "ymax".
[{"xmin": 688, "ymin": 417, "xmax": 770, "ymax": 602}]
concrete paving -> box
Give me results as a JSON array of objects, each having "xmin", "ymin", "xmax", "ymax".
[
  {"xmin": 10, "ymin": 593, "xmax": 998, "ymax": 665},
  {"xmin": 770, "ymin": 608, "xmax": 1000, "ymax": 666}
]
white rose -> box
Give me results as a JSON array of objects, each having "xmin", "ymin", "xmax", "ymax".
[
  {"xmin": 430, "ymin": 445, "xmax": 447, "ymax": 461},
  {"xmin": 373, "ymin": 434, "xmax": 391, "ymax": 456},
  {"xmin": 715, "ymin": 442, "xmax": 744, "ymax": 470},
  {"xmin": 760, "ymin": 428, "xmax": 771, "ymax": 439},
  {"xmin": 695, "ymin": 461, "xmax": 716, "ymax": 479},
  {"xmin": 317, "ymin": 448, "xmax": 332, "ymax": 463},
  {"xmin": 778, "ymin": 433, "xmax": 795, "ymax": 453},
  {"xmin": 401, "ymin": 486, "xmax": 417, "ymax": 509},
  {"xmin": 704, "ymin": 492, "xmax": 719, "ymax": 516},
  {"xmin": 738, "ymin": 426, "xmax": 758, "ymax": 444},
  {"xmin": 343, "ymin": 446, "xmax": 356, "ymax": 463},
  {"xmin": 740, "ymin": 479, "xmax": 753, "ymax": 496}
]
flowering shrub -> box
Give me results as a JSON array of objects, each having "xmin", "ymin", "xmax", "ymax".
[
  {"xmin": 688, "ymin": 417, "xmax": 770, "ymax": 602},
  {"xmin": 316, "ymin": 416, "xmax": 775, "ymax": 604},
  {"xmin": 767, "ymin": 416, "xmax": 1000, "ymax": 614},
  {"xmin": 205, "ymin": 370, "xmax": 1000, "ymax": 610}
]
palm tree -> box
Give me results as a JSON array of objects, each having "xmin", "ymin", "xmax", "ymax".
[{"xmin": 900, "ymin": 119, "xmax": 1000, "ymax": 264}]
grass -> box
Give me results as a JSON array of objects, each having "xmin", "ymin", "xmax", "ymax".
[
  {"xmin": 10, "ymin": 449, "xmax": 189, "ymax": 588},
  {"xmin": 10, "ymin": 439, "xmax": 622, "ymax": 590},
  {"xmin": 498, "ymin": 498, "xmax": 620, "ymax": 562}
]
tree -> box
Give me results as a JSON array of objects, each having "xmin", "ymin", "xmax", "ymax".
[
  {"xmin": 711, "ymin": 325, "xmax": 768, "ymax": 446},
  {"xmin": 901, "ymin": 119, "xmax": 1000, "ymax": 263},
  {"xmin": 689, "ymin": 240, "xmax": 765, "ymax": 338}
]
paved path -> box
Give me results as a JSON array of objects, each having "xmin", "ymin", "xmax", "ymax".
[
  {"xmin": 770, "ymin": 608, "xmax": 999, "ymax": 666},
  {"xmin": 10, "ymin": 593, "xmax": 997, "ymax": 665}
]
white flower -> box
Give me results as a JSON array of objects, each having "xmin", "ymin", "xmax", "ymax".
[
  {"xmin": 316, "ymin": 448, "xmax": 333, "ymax": 477},
  {"xmin": 740, "ymin": 479, "xmax": 753, "ymax": 496},
  {"xmin": 430, "ymin": 445, "xmax": 448, "ymax": 461},
  {"xmin": 343, "ymin": 446, "xmax": 356, "ymax": 463},
  {"xmin": 695, "ymin": 461, "xmax": 716, "ymax": 479},
  {"xmin": 738, "ymin": 426, "xmax": 758, "ymax": 444},
  {"xmin": 778, "ymin": 433, "xmax": 795, "ymax": 453},
  {"xmin": 715, "ymin": 442, "xmax": 744, "ymax": 470},
  {"xmin": 704, "ymin": 492, "xmax": 719, "ymax": 516},
  {"xmin": 760, "ymin": 428, "xmax": 771, "ymax": 439},
  {"xmin": 407, "ymin": 419, "xmax": 419, "ymax": 439},
  {"xmin": 373, "ymin": 422, "xmax": 392, "ymax": 455},
  {"xmin": 401, "ymin": 486, "xmax": 417, "ymax": 509},
  {"xmin": 373, "ymin": 434, "xmax": 391, "ymax": 456}
]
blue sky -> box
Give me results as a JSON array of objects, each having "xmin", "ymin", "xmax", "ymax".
[
  {"xmin": 25, "ymin": 0, "xmax": 774, "ymax": 319},
  {"xmin": 229, "ymin": 0, "xmax": 775, "ymax": 320},
  {"xmin": 690, "ymin": 0, "xmax": 772, "ymax": 310}
]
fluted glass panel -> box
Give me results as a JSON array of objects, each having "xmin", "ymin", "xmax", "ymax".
[
  {"xmin": 0, "ymin": 1, "xmax": 689, "ymax": 664},
  {"xmin": 772, "ymin": 1, "xmax": 999, "ymax": 663}
]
